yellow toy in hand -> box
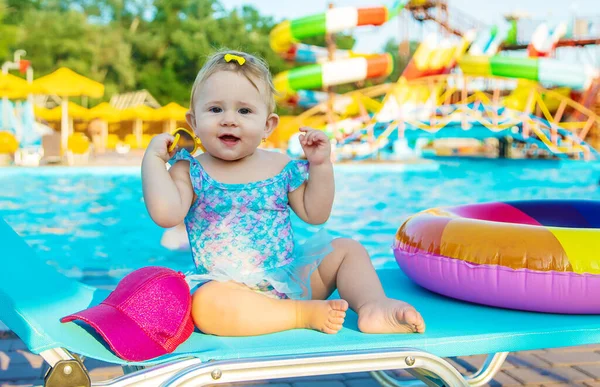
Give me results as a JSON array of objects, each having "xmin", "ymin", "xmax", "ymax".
[{"xmin": 168, "ymin": 127, "xmax": 203, "ymax": 154}]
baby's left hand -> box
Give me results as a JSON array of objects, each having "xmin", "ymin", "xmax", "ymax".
[{"xmin": 299, "ymin": 127, "xmax": 331, "ymax": 165}]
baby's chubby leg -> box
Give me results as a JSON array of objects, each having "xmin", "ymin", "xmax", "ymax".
[
  {"xmin": 310, "ymin": 238, "xmax": 426, "ymax": 334},
  {"xmin": 191, "ymin": 281, "xmax": 348, "ymax": 336}
]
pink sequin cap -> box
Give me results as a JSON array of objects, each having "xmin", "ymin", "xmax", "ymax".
[{"xmin": 61, "ymin": 266, "xmax": 194, "ymax": 361}]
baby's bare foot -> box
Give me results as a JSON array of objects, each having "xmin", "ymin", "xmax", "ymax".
[
  {"xmin": 297, "ymin": 299, "xmax": 349, "ymax": 334},
  {"xmin": 357, "ymin": 298, "xmax": 425, "ymax": 334}
]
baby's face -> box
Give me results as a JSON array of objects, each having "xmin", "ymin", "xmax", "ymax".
[{"xmin": 190, "ymin": 71, "xmax": 273, "ymax": 161}]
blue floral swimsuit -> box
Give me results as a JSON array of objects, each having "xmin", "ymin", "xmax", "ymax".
[{"xmin": 172, "ymin": 149, "xmax": 332, "ymax": 300}]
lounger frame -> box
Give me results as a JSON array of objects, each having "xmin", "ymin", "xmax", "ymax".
[{"xmin": 39, "ymin": 346, "xmax": 509, "ymax": 387}]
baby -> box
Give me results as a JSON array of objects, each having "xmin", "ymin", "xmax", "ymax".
[{"xmin": 141, "ymin": 49, "xmax": 425, "ymax": 336}]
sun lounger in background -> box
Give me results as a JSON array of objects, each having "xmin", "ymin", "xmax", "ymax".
[{"xmin": 41, "ymin": 132, "xmax": 62, "ymax": 165}]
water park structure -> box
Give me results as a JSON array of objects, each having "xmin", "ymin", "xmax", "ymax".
[{"xmin": 270, "ymin": 0, "xmax": 600, "ymax": 161}]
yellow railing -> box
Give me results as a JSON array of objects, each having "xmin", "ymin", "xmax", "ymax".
[{"xmin": 292, "ymin": 74, "xmax": 600, "ymax": 157}]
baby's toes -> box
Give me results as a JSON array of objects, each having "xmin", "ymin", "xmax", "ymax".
[
  {"xmin": 329, "ymin": 316, "xmax": 345, "ymax": 325},
  {"xmin": 330, "ymin": 299, "xmax": 349, "ymax": 312},
  {"xmin": 324, "ymin": 320, "xmax": 344, "ymax": 333}
]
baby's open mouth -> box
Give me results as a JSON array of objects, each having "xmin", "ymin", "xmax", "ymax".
[{"xmin": 219, "ymin": 134, "xmax": 240, "ymax": 145}]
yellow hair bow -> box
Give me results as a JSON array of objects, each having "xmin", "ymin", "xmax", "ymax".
[{"xmin": 224, "ymin": 53, "xmax": 246, "ymax": 66}]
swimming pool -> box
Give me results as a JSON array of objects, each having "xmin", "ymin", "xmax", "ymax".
[{"xmin": 1, "ymin": 158, "xmax": 600, "ymax": 287}]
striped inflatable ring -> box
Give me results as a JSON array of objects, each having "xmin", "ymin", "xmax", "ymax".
[{"xmin": 393, "ymin": 200, "xmax": 600, "ymax": 314}]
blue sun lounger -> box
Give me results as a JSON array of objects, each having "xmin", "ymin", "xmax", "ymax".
[{"xmin": 3, "ymin": 217, "xmax": 600, "ymax": 387}]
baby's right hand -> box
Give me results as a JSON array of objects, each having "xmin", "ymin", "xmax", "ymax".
[{"xmin": 147, "ymin": 133, "xmax": 177, "ymax": 162}]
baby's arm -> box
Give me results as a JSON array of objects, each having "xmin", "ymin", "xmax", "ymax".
[
  {"xmin": 288, "ymin": 161, "xmax": 334, "ymax": 225},
  {"xmin": 289, "ymin": 128, "xmax": 335, "ymax": 224},
  {"xmin": 141, "ymin": 133, "xmax": 194, "ymax": 228}
]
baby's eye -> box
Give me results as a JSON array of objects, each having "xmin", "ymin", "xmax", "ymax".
[
  {"xmin": 209, "ymin": 106, "xmax": 222, "ymax": 113},
  {"xmin": 239, "ymin": 108, "xmax": 252, "ymax": 115}
]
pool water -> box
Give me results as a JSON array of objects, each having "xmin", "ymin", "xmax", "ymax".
[{"xmin": 1, "ymin": 158, "xmax": 600, "ymax": 287}]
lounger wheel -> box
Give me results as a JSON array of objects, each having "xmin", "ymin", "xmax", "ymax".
[{"xmin": 43, "ymin": 352, "xmax": 91, "ymax": 387}]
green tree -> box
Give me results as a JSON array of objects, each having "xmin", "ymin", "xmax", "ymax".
[
  {"xmin": 3, "ymin": 0, "xmax": 44, "ymax": 23},
  {"xmin": 0, "ymin": 0, "xmax": 18, "ymax": 59},
  {"xmin": 128, "ymin": 0, "xmax": 223, "ymax": 104},
  {"xmin": 15, "ymin": 10, "xmax": 95, "ymax": 74}
]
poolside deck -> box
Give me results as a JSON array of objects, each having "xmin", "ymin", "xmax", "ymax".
[{"xmin": 2, "ymin": 335, "xmax": 600, "ymax": 386}]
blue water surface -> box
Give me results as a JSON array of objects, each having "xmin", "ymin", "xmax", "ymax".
[{"xmin": 1, "ymin": 158, "xmax": 600, "ymax": 287}]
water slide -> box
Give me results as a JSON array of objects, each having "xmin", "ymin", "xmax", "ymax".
[
  {"xmin": 468, "ymin": 24, "xmax": 512, "ymax": 56},
  {"xmin": 335, "ymin": 24, "xmax": 595, "ymax": 160},
  {"xmin": 325, "ymin": 29, "xmax": 475, "ymax": 160},
  {"xmin": 528, "ymin": 22, "xmax": 568, "ymax": 57},
  {"xmin": 402, "ymin": 31, "xmax": 476, "ymax": 80},
  {"xmin": 458, "ymin": 15, "xmax": 599, "ymax": 90},
  {"xmin": 341, "ymin": 25, "xmax": 494, "ymax": 156},
  {"xmin": 458, "ymin": 55, "xmax": 598, "ymax": 90},
  {"xmin": 340, "ymin": 32, "xmax": 475, "ymax": 157},
  {"xmin": 411, "ymin": 5, "xmax": 595, "ymax": 90},
  {"xmin": 270, "ymin": 0, "xmax": 409, "ymax": 106}
]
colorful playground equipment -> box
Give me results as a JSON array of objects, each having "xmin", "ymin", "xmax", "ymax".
[
  {"xmin": 330, "ymin": 74, "xmax": 598, "ymax": 160},
  {"xmin": 402, "ymin": 32, "xmax": 475, "ymax": 80},
  {"xmin": 279, "ymin": 0, "xmax": 600, "ymax": 161},
  {"xmin": 528, "ymin": 22, "xmax": 568, "ymax": 57},
  {"xmin": 458, "ymin": 55, "xmax": 597, "ymax": 91},
  {"xmin": 270, "ymin": 1, "xmax": 407, "ymax": 108},
  {"xmin": 273, "ymin": 55, "xmax": 393, "ymax": 108}
]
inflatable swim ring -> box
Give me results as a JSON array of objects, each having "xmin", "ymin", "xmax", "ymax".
[{"xmin": 394, "ymin": 200, "xmax": 600, "ymax": 314}]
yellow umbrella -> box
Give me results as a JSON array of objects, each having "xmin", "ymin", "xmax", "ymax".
[
  {"xmin": 120, "ymin": 105, "xmax": 156, "ymax": 121},
  {"xmin": 0, "ymin": 73, "xmax": 45, "ymax": 99},
  {"xmin": 32, "ymin": 67, "xmax": 104, "ymax": 98},
  {"xmin": 155, "ymin": 102, "xmax": 188, "ymax": 120},
  {"xmin": 88, "ymin": 102, "xmax": 120, "ymax": 123},
  {"xmin": 121, "ymin": 105, "xmax": 156, "ymax": 147},
  {"xmin": 155, "ymin": 102, "xmax": 189, "ymax": 133},
  {"xmin": 34, "ymin": 103, "xmax": 88, "ymax": 145},
  {"xmin": 33, "ymin": 106, "xmax": 55, "ymax": 121},
  {"xmin": 35, "ymin": 101, "xmax": 90, "ymax": 121},
  {"xmin": 31, "ymin": 67, "xmax": 104, "ymax": 150},
  {"xmin": 56, "ymin": 101, "xmax": 89, "ymax": 120}
]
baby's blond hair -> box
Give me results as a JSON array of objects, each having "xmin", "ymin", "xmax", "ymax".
[{"xmin": 190, "ymin": 49, "xmax": 277, "ymax": 113}]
